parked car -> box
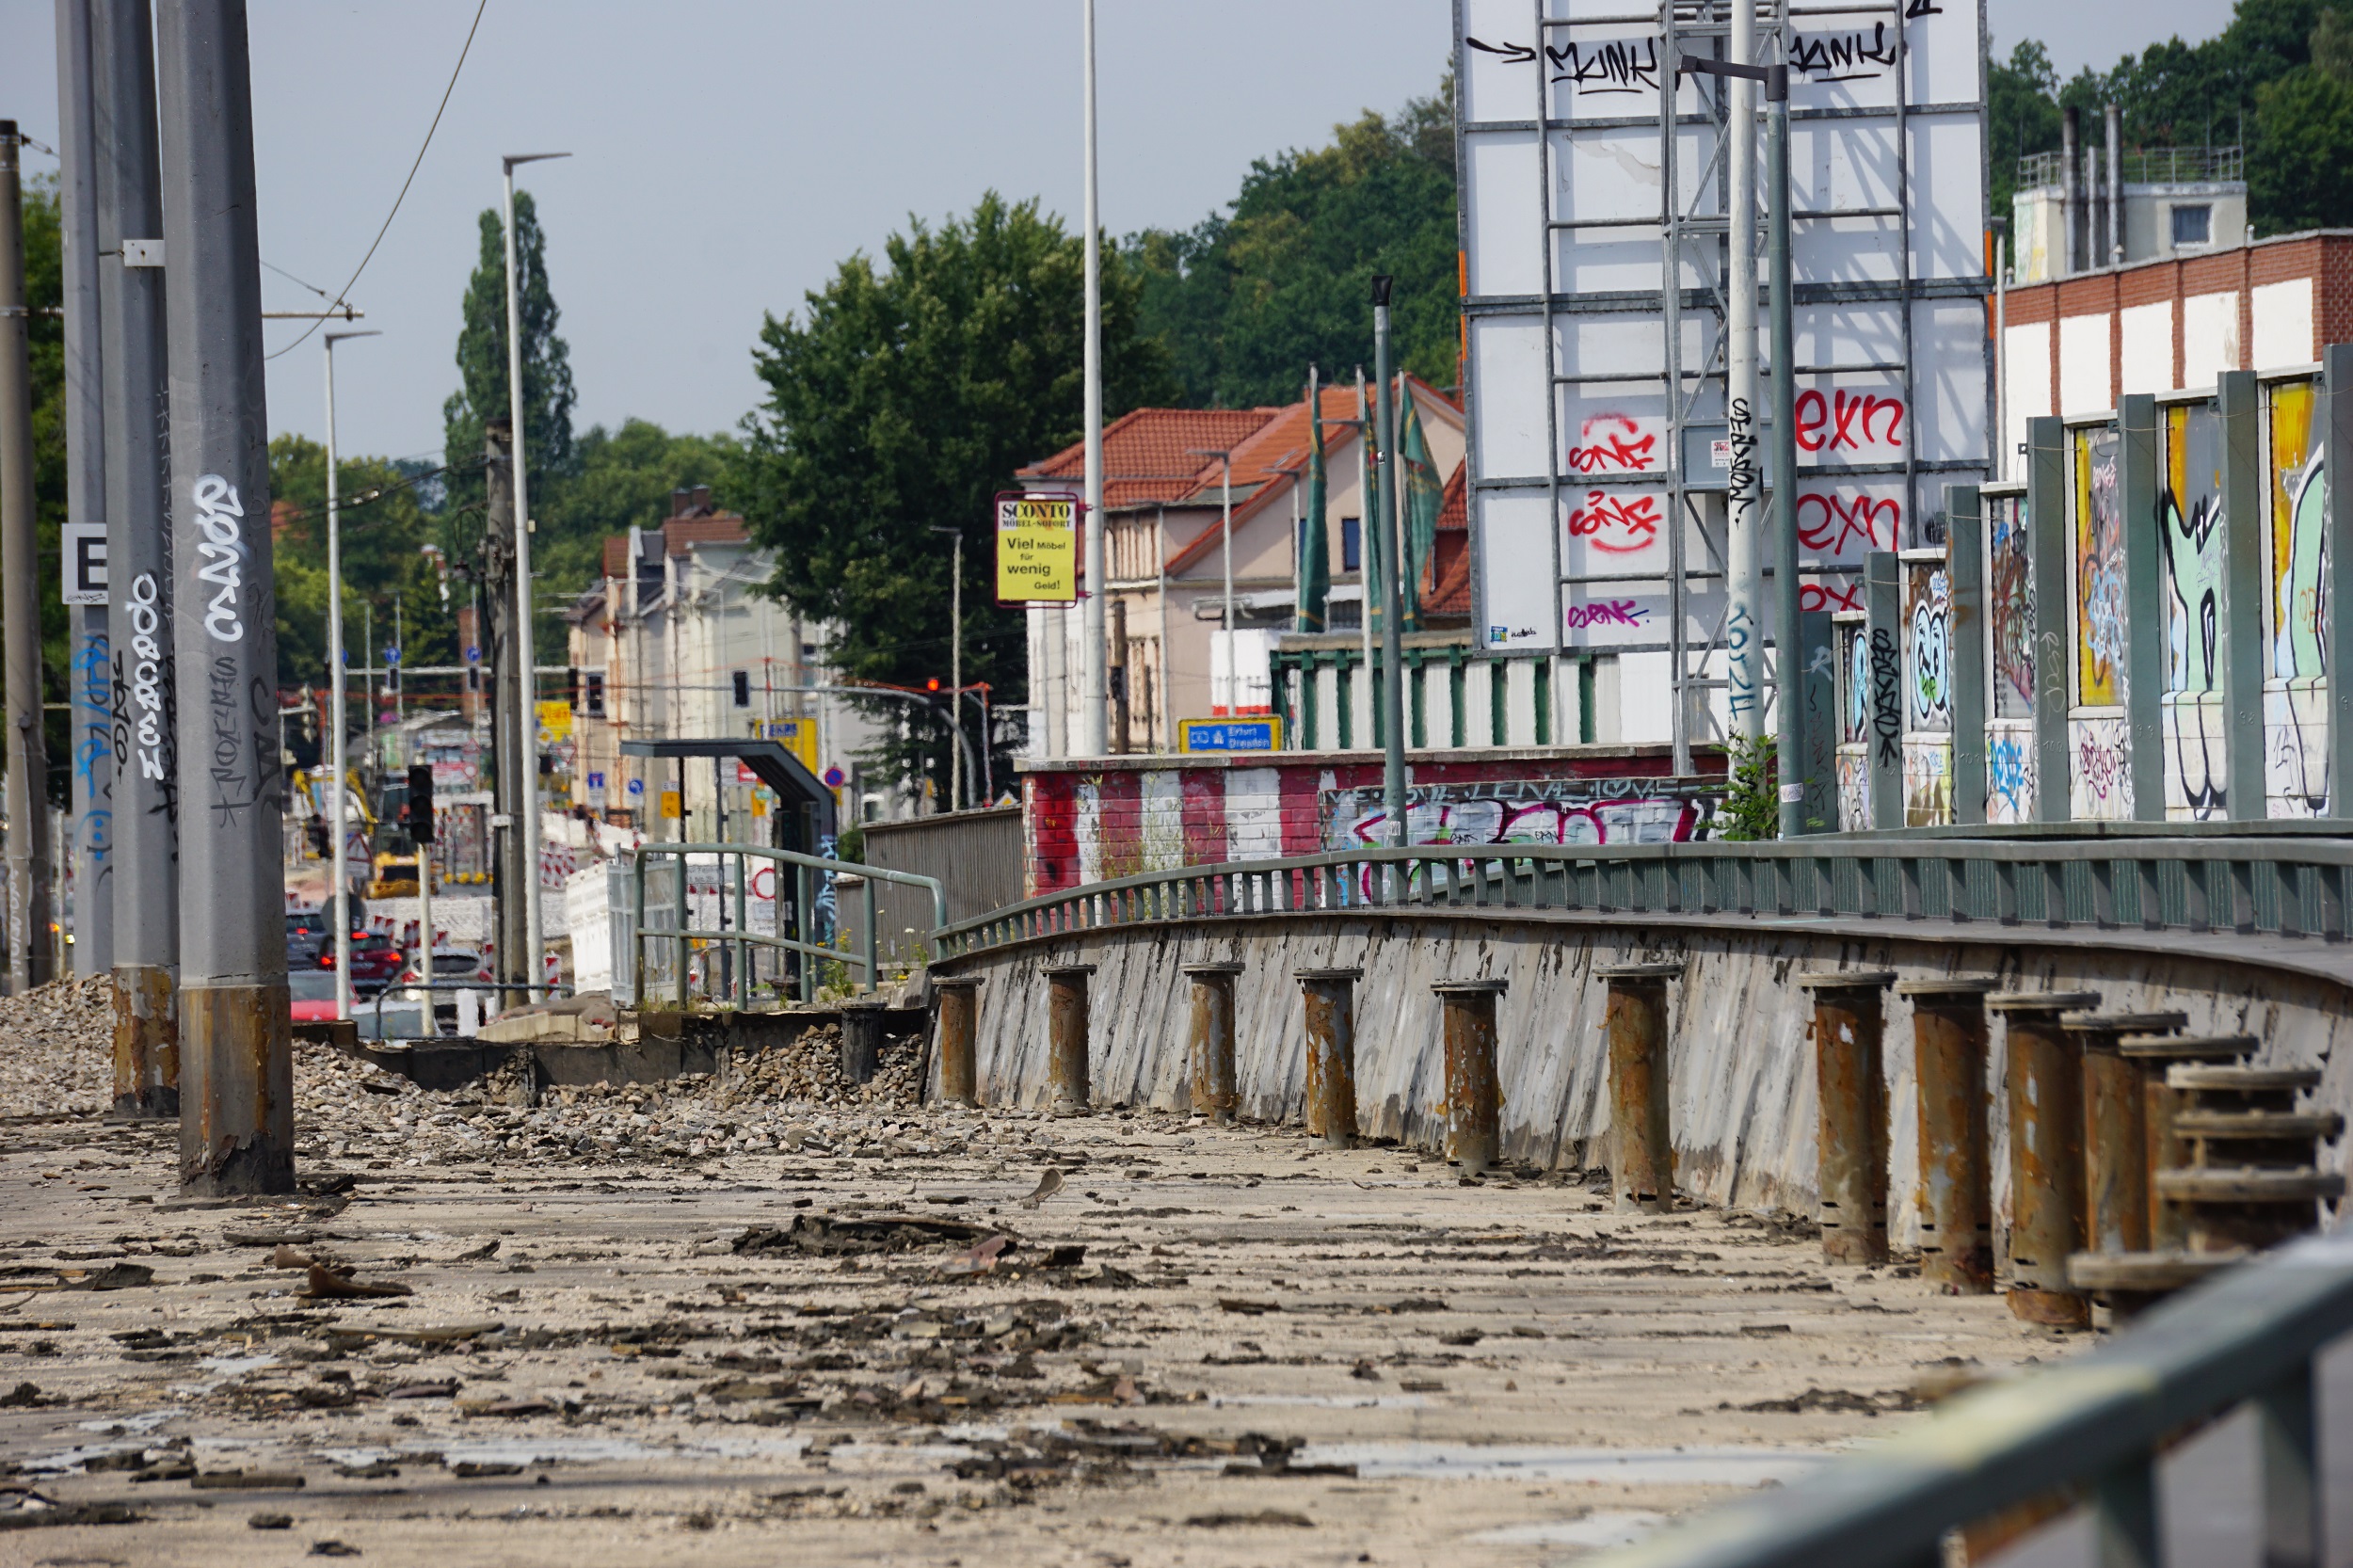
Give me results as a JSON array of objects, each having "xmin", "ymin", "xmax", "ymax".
[
  {"xmin": 285, "ymin": 909, "xmax": 328, "ymax": 969},
  {"xmin": 323, "ymin": 931, "xmax": 403, "ymax": 996},
  {"xmin": 288, "ymin": 969, "xmax": 341, "ymax": 1024},
  {"xmin": 398, "ymin": 947, "xmax": 489, "ymax": 987}
]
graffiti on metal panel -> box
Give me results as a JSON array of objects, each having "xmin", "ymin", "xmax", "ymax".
[
  {"xmin": 112, "ymin": 571, "xmax": 178, "ymax": 826},
  {"xmin": 191, "ymin": 474, "xmax": 248, "ymax": 644},
  {"xmin": 1903, "ymin": 738, "xmax": 1953, "ymax": 827},
  {"xmin": 2074, "ymin": 723, "xmax": 2129, "ymax": 817},
  {"xmin": 1727, "ymin": 601, "xmax": 1759, "ymax": 721},
  {"xmin": 1790, "ymin": 23, "xmax": 1898, "ymax": 81},
  {"xmin": 1843, "ymin": 623, "xmax": 1870, "ymax": 745},
  {"xmin": 1795, "ymin": 390, "xmax": 1905, "ymax": 455},
  {"xmin": 1908, "ymin": 568, "xmax": 1951, "ymax": 730},
  {"xmin": 1564, "ymin": 600, "xmax": 1649, "ymax": 631},
  {"xmin": 1568, "ymin": 491, "xmax": 1662, "ymax": 553},
  {"xmin": 1802, "ymin": 579, "xmax": 1865, "ymax": 615},
  {"xmin": 1868, "ymin": 626, "xmax": 1903, "ymax": 766},
  {"xmin": 1797, "ymin": 492, "xmax": 1899, "ymax": 557},
  {"xmin": 72, "ymin": 629, "xmax": 112, "ymax": 878},
  {"xmin": 1463, "ymin": 36, "xmax": 1660, "ymax": 96},
  {"xmin": 1988, "ymin": 732, "xmax": 2031, "ymax": 822},
  {"xmin": 2075, "ymin": 429, "xmax": 2125, "ymax": 705},
  {"xmin": 2159, "ymin": 401, "xmax": 2226, "ymax": 819},
  {"xmin": 2265, "ymin": 379, "xmax": 2328, "ymax": 811},
  {"xmin": 1988, "ymin": 493, "xmax": 2033, "ymax": 720},
  {"xmin": 1568, "ymin": 414, "xmax": 1663, "ymax": 473}
]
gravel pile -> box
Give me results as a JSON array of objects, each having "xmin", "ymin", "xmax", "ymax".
[
  {"xmin": 0, "ymin": 975, "xmax": 115, "ymax": 1119},
  {"xmin": 715, "ymin": 1021, "xmax": 926, "ymax": 1109}
]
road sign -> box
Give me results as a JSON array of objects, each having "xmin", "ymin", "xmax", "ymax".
[
  {"xmin": 1179, "ymin": 716, "xmax": 1282, "ymax": 753},
  {"xmin": 383, "ymin": 645, "xmax": 401, "ymax": 667},
  {"xmin": 60, "ymin": 522, "xmax": 106, "ymax": 605},
  {"xmin": 822, "ymin": 765, "xmax": 846, "ymax": 789},
  {"xmin": 625, "ymin": 776, "xmax": 644, "ymax": 799},
  {"xmin": 536, "ymin": 700, "xmax": 572, "ymax": 744},
  {"xmin": 994, "ymin": 491, "xmax": 1078, "ymax": 605},
  {"xmin": 463, "ymin": 645, "xmax": 481, "ymax": 664}
]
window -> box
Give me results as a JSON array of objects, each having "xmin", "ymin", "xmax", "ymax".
[
  {"xmin": 2170, "ymin": 204, "xmax": 2212, "ymax": 247},
  {"xmin": 1341, "ymin": 517, "xmax": 1362, "ymax": 572}
]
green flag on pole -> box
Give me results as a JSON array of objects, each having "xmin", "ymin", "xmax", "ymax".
[
  {"xmin": 1297, "ymin": 372, "xmax": 1331, "ymax": 633},
  {"xmin": 1398, "ymin": 378, "xmax": 1443, "ymax": 634}
]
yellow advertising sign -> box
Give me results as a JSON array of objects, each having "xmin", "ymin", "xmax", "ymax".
[
  {"xmin": 536, "ymin": 699, "xmax": 573, "ymax": 744},
  {"xmin": 758, "ymin": 716, "xmax": 820, "ymax": 775},
  {"xmin": 995, "ymin": 492, "xmax": 1078, "ymax": 605}
]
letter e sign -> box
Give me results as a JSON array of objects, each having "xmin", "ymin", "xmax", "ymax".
[{"xmin": 61, "ymin": 522, "xmax": 107, "ymax": 606}]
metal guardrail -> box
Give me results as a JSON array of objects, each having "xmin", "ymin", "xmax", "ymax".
[
  {"xmin": 936, "ymin": 839, "xmax": 2353, "ymax": 957},
  {"xmin": 632, "ymin": 842, "xmax": 946, "ymax": 1010},
  {"xmin": 1587, "ymin": 1225, "xmax": 2350, "ymax": 1568}
]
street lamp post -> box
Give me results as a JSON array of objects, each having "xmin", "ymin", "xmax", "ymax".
[
  {"xmin": 502, "ymin": 151, "xmax": 569, "ymax": 999},
  {"xmin": 1079, "ymin": 0, "xmax": 1106, "ymax": 757},
  {"xmin": 1186, "ymin": 448, "xmax": 1237, "ymax": 711},
  {"xmin": 323, "ymin": 328, "xmax": 379, "ymax": 1022},
  {"xmin": 930, "ymin": 524, "xmax": 964, "ymax": 809}
]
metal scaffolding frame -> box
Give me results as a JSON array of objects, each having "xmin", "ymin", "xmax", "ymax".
[{"xmin": 1462, "ymin": 0, "xmax": 1993, "ymax": 774}]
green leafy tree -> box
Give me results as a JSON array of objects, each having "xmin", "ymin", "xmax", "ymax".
[
  {"xmin": 1989, "ymin": 41, "xmax": 2065, "ymax": 238},
  {"xmin": 737, "ymin": 192, "xmax": 1174, "ymax": 795},
  {"xmin": 440, "ymin": 190, "xmax": 576, "ymax": 515},
  {"xmin": 534, "ymin": 418, "xmax": 738, "ymax": 599},
  {"xmin": 1128, "ymin": 78, "xmax": 1459, "ymax": 407},
  {"xmin": 9, "ymin": 173, "xmax": 72, "ymax": 802},
  {"xmin": 2250, "ymin": 59, "xmax": 2353, "ymax": 231}
]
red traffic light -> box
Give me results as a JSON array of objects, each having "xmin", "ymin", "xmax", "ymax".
[{"xmin": 925, "ymin": 678, "xmax": 941, "ymax": 692}]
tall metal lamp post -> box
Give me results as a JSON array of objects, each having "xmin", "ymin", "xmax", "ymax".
[
  {"xmin": 323, "ymin": 328, "xmax": 380, "ymax": 1021},
  {"xmin": 501, "ymin": 151, "xmax": 568, "ymax": 998}
]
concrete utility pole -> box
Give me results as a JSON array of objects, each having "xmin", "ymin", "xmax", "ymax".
[
  {"xmin": 930, "ymin": 525, "xmax": 963, "ymax": 808},
  {"xmin": 1355, "ymin": 367, "xmax": 1372, "ymax": 685},
  {"xmin": 1767, "ymin": 57, "xmax": 1802, "ymax": 836},
  {"xmin": 1079, "ymin": 0, "xmax": 1107, "ymax": 758},
  {"xmin": 485, "ymin": 423, "xmax": 527, "ymax": 992},
  {"xmin": 1372, "ymin": 277, "xmax": 1406, "ymax": 847},
  {"xmin": 1724, "ymin": 0, "xmax": 1763, "ymax": 743},
  {"xmin": 323, "ymin": 328, "xmax": 379, "ymax": 1021},
  {"xmin": 56, "ymin": 0, "xmax": 115, "ymax": 980},
  {"xmin": 502, "ymin": 151, "xmax": 566, "ymax": 1000},
  {"xmin": 94, "ymin": 0, "xmax": 177, "ymax": 1107},
  {"xmin": 0, "ymin": 120, "xmax": 54, "ymax": 997},
  {"xmin": 154, "ymin": 0, "xmax": 293, "ymax": 1194}
]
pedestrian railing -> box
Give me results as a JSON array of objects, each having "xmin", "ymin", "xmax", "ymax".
[
  {"xmin": 1584, "ymin": 1225, "xmax": 2352, "ymax": 1568},
  {"xmin": 629, "ymin": 842, "xmax": 946, "ymax": 1011},
  {"xmin": 936, "ymin": 837, "xmax": 2353, "ymax": 958}
]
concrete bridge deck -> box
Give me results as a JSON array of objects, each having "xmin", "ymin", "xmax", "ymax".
[{"xmin": 0, "ymin": 1032, "xmax": 2066, "ymax": 1568}]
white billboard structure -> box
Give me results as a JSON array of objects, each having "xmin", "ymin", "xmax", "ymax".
[{"xmin": 1457, "ymin": 0, "xmax": 1991, "ymax": 773}]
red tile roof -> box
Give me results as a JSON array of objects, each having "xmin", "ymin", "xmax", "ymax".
[
  {"xmin": 663, "ymin": 513, "xmax": 750, "ymax": 552},
  {"xmin": 601, "ymin": 536, "xmax": 631, "ymax": 579},
  {"xmin": 1016, "ymin": 408, "xmax": 1280, "ymax": 511}
]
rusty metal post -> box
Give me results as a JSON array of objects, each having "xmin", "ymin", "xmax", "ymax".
[
  {"xmin": 1897, "ymin": 978, "xmax": 1997, "ymax": 1293},
  {"xmin": 1184, "ymin": 961, "xmax": 1244, "ymax": 1123},
  {"xmin": 1433, "ymin": 979, "xmax": 1507, "ymax": 1174},
  {"xmin": 840, "ymin": 999, "xmax": 886, "ymax": 1085},
  {"xmin": 2120, "ymin": 1032, "xmax": 2257, "ymax": 1250},
  {"xmin": 934, "ymin": 976, "xmax": 983, "ymax": 1107},
  {"xmin": 1044, "ymin": 963, "xmax": 1096, "ymax": 1115},
  {"xmin": 1599, "ymin": 962, "xmax": 1683, "ymax": 1211},
  {"xmin": 1296, "ymin": 967, "xmax": 1361, "ymax": 1147},
  {"xmin": 1798, "ymin": 970, "xmax": 1897, "ymax": 1264},
  {"xmin": 2063, "ymin": 1010, "xmax": 2186, "ymax": 1256},
  {"xmin": 1987, "ymin": 990, "xmax": 2102, "ymax": 1327},
  {"xmin": 108, "ymin": 964, "xmax": 181, "ymax": 1121}
]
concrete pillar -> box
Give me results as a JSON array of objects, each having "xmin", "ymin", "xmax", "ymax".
[
  {"xmin": 2217, "ymin": 371, "xmax": 2266, "ymax": 819},
  {"xmin": 1988, "ymin": 990, "xmax": 2102, "ymax": 1326},
  {"xmin": 2119, "ymin": 395, "xmax": 2166, "ymax": 820},
  {"xmin": 1863, "ymin": 552, "xmax": 1904, "ymax": 830},
  {"xmin": 2118, "ymin": 1031, "xmax": 2257, "ymax": 1251},
  {"xmin": 2322, "ymin": 344, "xmax": 2353, "ymax": 814},
  {"xmin": 934, "ymin": 976, "xmax": 982, "ymax": 1107},
  {"xmin": 2026, "ymin": 418, "xmax": 2071, "ymax": 821},
  {"xmin": 1598, "ymin": 962, "xmax": 1682, "ymax": 1211},
  {"xmin": 107, "ymin": 966, "xmax": 179, "ymax": 1122},
  {"xmin": 1945, "ymin": 485, "xmax": 1988, "ymax": 825},
  {"xmin": 1043, "ymin": 964, "xmax": 1096, "ymax": 1114},
  {"xmin": 1897, "ymin": 978, "xmax": 1997, "ymax": 1293},
  {"xmin": 1183, "ymin": 961, "xmax": 1243, "ymax": 1124},
  {"xmin": 1433, "ymin": 979, "xmax": 1507, "ymax": 1175},
  {"xmin": 840, "ymin": 999, "xmax": 885, "ymax": 1085},
  {"xmin": 2064, "ymin": 1010, "xmax": 2187, "ymax": 1256},
  {"xmin": 1798, "ymin": 970, "xmax": 1897, "ymax": 1264},
  {"xmin": 1295, "ymin": 967, "xmax": 1360, "ymax": 1148}
]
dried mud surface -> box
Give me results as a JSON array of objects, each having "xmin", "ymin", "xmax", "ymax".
[{"xmin": 0, "ymin": 979, "xmax": 2065, "ymax": 1566}]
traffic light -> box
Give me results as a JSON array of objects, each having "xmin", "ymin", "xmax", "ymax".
[
  {"xmin": 465, "ymin": 664, "xmax": 481, "ymax": 693},
  {"xmin": 925, "ymin": 678, "xmax": 941, "ymax": 693},
  {"xmin": 406, "ymin": 763, "xmax": 436, "ymax": 842},
  {"xmin": 731, "ymin": 669, "xmax": 751, "ymax": 708},
  {"xmin": 306, "ymin": 819, "xmax": 330, "ymax": 857},
  {"xmin": 384, "ymin": 664, "xmax": 399, "ymax": 696},
  {"xmin": 568, "ymin": 665, "xmax": 582, "ymax": 712}
]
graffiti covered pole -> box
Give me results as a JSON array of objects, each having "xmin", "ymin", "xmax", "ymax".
[
  {"xmin": 1723, "ymin": 4, "xmax": 1763, "ymax": 744},
  {"xmin": 1765, "ymin": 57, "xmax": 1802, "ymax": 837},
  {"xmin": 155, "ymin": 0, "xmax": 293, "ymax": 1193},
  {"xmin": 96, "ymin": 0, "xmax": 179, "ymax": 1112},
  {"xmin": 1373, "ymin": 276, "xmax": 1405, "ymax": 846},
  {"xmin": 56, "ymin": 0, "xmax": 115, "ymax": 977}
]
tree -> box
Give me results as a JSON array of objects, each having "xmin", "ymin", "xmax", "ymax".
[
  {"xmin": 267, "ymin": 435, "xmax": 459, "ymax": 700},
  {"xmin": 534, "ymin": 418, "xmax": 738, "ymax": 600},
  {"xmin": 2250, "ymin": 61, "xmax": 2353, "ymax": 232},
  {"xmin": 10, "ymin": 173, "xmax": 72, "ymax": 802},
  {"xmin": 440, "ymin": 191, "xmax": 576, "ymax": 515},
  {"xmin": 737, "ymin": 192, "xmax": 1174, "ymax": 797},
  {"xmin": 1989, "ymin": 41, "xmax": 2064, "ymax": 233},
  {"xmin": 1128, "ymin": 79, "xmax": 1459, "ymax": 408}
]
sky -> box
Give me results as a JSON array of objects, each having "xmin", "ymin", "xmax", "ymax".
[{"xmin": 3, "ymin": 0, "xmax": 2238, "ymax": 466}]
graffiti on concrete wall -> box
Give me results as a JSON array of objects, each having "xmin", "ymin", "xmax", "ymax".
[
  {"xmin": 1906, "ymin": 564, "xmax": 1951, "ymax": 732},
  {"xmin": 2075, "ymin": 427, "xmax": 2125, "ymax": 707},
  {"xmin": 1903, "ymin": 738, "xmax": 1952, "ymax": 827},
  {"xmin": 2265, "ymin": 377, "xmax": 2329, "ymax": 815},
  {"xmin": 1986, "ymin": 725, "xmax": 2033, "ymax": 824},
  {"xmin": 2070, "ymin": 716, "xmax": 2132, "ymax": 821},
  {"xmin": 1988, "ymin": 493, "xmax": 2033, "ymax": 721},
  {"xmin": 1325, "ymin": 776, "xmax": 1718, "ymax": 849},
  {"xmin": 2160, "ymin": 400, "xmax": 2227, "ymax": 819}
]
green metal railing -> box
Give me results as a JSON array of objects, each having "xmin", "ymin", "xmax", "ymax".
[
  {"xmin": 1588, "ymin": 1227, "xmax": 2351, "ymax": 1568},
  {"xmin": 630, "ymin": 843, "xmax": 946, "ymax": 1010},
  {"xmin": 937, "ymin": 837, "xmax": 2353, "ymax": 957}
]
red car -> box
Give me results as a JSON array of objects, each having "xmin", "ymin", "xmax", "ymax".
[
  {"xmin": 321, "ymin": 931, "xmax": 403, "ymax": 996},
  {"xmin": 289, "ymin": 969, "xmax": 341, "ymax": 1023}
]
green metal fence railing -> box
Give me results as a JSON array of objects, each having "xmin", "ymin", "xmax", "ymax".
[
  {"xmin": 936, "ymin": 838, "xmax": 2353, "ymax": 958},
  {"xmin": 629, "ymin": 842, "xmax": 945, "ymax": 1011}
]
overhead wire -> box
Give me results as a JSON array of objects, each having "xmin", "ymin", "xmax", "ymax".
[{"xmin": 264, "ymin": 0, "xmax": 489, "ymax": 361}]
